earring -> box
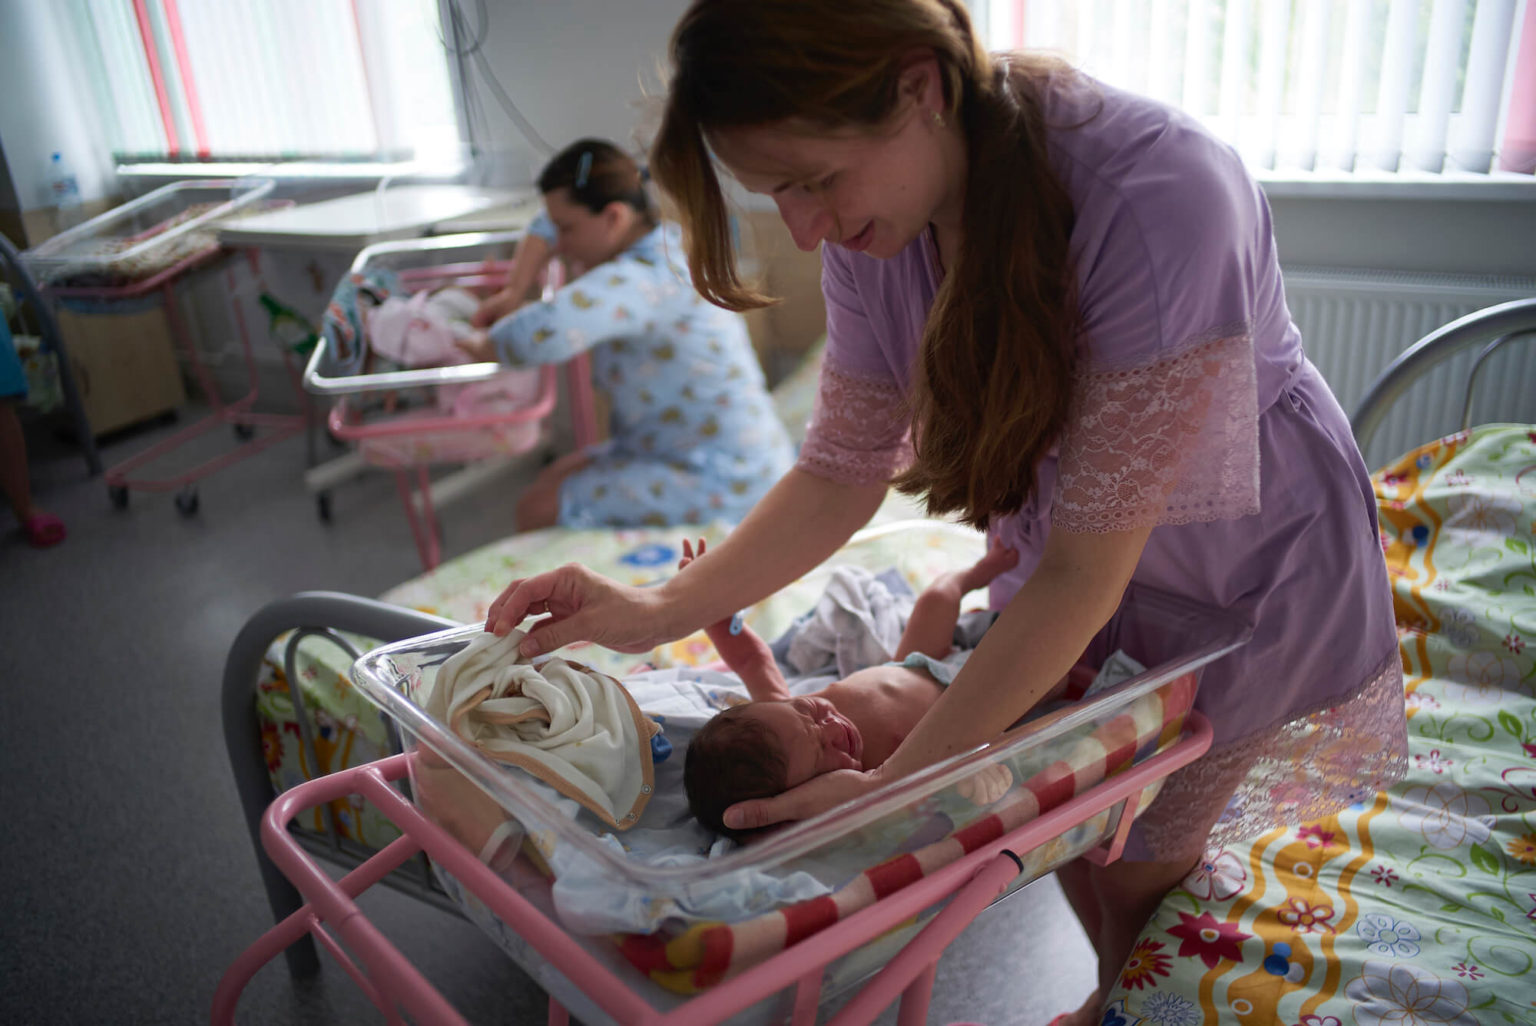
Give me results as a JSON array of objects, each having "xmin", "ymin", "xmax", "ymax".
[{"xmin": 930, "ymin": 109, "xmax": 946, "ymax": 129}]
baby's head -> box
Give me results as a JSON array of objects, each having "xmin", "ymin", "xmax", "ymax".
[{"xmin": 685, "ymin": 695, "xmax": 864, "ymax": 841}]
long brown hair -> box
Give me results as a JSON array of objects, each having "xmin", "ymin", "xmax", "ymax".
[{"xmin": 651, "ymin": 0, "xmax": 1082, "ymax": 528}]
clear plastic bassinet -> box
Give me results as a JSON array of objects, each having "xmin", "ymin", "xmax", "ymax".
[
  {"xmin": 22, "ymin": 178, "xmax": 276, "ymax": 287},
  {"xmin": 344, "ymin": 581, "xmax": 1250, "ymax": 1023}
]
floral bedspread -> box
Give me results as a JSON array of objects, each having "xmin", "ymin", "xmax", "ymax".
[{"xmin": 1103, "ymin": 425, "xmax": 1536, "ymax": 1026}]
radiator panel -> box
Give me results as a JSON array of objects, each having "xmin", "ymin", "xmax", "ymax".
[{"xmin": 1282, "ymin": 266, "xmax": 1536, "ymax": 470}]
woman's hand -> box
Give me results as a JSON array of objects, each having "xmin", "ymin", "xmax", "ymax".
[
  {"xmin": 723, "ymin": 766, "xmax": 886, "ymax": 833},
  {"xmin": 471, "ymin": 289, "xmax": 523, "ymax": 329},
  {"xmin": 485, "ymin": 563, "xmax": 683, "ymax": 657},
  {"xmin": 456, "ymin": 330, "xmax": 496, "ymax": 363},
  {"xmin": 955, "ymin": 762, "xmax": 1013, "ymax": 805}
]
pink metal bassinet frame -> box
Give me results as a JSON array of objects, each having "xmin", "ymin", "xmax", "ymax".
[
  {"xmin": 214, "ymin": 709, "xmax": 1214, "ymax": 1026},
  {"xmin": 47, "ymin": 233, "xmax": 311, "ymax": 516},
  {"xmin": 304, "ymin": 236, "xmax": 601, "ymax": 570}
]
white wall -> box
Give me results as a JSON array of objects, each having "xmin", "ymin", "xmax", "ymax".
[
  {"xmin": 452, "ymin": 0, "xmax": 689, "ymax": 186},
  {"xmin": 0, "ymin": 1, "xmax": 116, "ymax": 210}
]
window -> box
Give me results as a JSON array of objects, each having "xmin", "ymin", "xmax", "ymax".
[
  {"xmin": 974, "ymin": 0, "xmax": 1533, "ymax": 175},
  {"xmin": 54, "ymin": 0, "xmax": 462, "ymax": 165}
]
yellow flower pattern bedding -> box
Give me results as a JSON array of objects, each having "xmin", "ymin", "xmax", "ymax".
[{"xmin": 1104, "ymin": 425, "xmax": 1536, "ymax": 1026}]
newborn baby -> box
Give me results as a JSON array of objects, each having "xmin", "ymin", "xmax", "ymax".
[{"xmin": 681, "ymin": 538, "xmax": 1020, "ymax": 841}]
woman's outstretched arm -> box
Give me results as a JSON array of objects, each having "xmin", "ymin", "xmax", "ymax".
[{"xmin": 485, "ymin": 467, "xmax": 888, "ymax": 657}]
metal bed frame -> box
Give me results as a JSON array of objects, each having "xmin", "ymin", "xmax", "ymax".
[{"xmin": 1350, "ymin": 297, "xmax": 1536, "ymax": 452}]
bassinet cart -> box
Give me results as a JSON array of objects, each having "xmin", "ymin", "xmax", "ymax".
[
  {"xmin": 22, "ymin": 178, "xmax": 307, "ymax": 516},
  {"xmin": 303, "ymin": 232, "xmax": 600, "ymax": 569},
  {"xmin": 215, "ymin": 579, "xmax": 1250, "ymax": 1025}
]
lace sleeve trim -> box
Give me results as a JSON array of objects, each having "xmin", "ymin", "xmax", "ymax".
[
  {"xmin": 795, "ymin": 360, "xmax": 912, "ymax": 486},
  {"xmin": 1052, "ymin": 329, "xmax": 1261, "ymax": 534}
]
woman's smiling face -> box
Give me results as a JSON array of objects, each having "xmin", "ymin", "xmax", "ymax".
[
  {"xmin": 741, "ymin": 695, "xmax": 864, "ymax": 789},
  {"xmin": 707, "ymin": 58, "xmax": 962, "ymax": 259}
]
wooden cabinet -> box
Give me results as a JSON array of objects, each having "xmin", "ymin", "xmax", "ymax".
[{"xmin": 54, "ymin": 303, "xmax": 186, "ymax": 436}]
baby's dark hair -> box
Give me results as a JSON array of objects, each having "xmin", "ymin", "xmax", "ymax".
[
  {"xmin": 684, "ymin": 705, "xmax": 787, "ymax": 843},
  {"xmin": 537, "ymin": 138, "xmax": 656, "ymax": 225}
]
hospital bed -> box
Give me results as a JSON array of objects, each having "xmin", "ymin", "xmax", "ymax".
[
  {"xmin": 215, "ymin": 299, "xmax": 1536, "ymax": 1023},
  {"xmin": 1098, "ymin": 298, "xmax": 1536, "ymax": 1024}
]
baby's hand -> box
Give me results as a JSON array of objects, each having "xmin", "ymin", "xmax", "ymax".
[
  {"xmin": 677, "ymin": 537, "xmax": 708, "ymax": 572},
  {"xmin": 955, "ymin": 762, "xmax": 1013, "ymax": 806}
]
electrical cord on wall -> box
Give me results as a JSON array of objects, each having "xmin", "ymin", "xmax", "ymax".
[{"xmin": 439, "ymin": 0, "xmax": 555, "ymax": 160}]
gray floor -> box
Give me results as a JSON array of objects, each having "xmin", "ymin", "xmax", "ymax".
[{"xmin": 0, "ymin": 407, "xmax": 1097, "ymax": 1025}]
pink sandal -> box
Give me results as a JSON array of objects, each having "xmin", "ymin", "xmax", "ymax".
[{"xmin": 22, "ymin": 513, "xmax": 65, "ymax": 548}]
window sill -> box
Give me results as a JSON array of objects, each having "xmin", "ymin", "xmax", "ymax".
[
  {"xmin": 115, "ymin": 159, "xmax": 469, "ymax": 187},
  {"xmin": 1256, "ymin": 169, "xmax": 1536, "ymax": 201}
]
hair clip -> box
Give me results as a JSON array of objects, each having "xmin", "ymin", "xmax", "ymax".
[
  {"xmin": 638, "ymin": 164, "xmax": 651, "ymax": 183},
  {"xmin": 575, "ymin": 151, "xmax": 593, "ymax": 189}
]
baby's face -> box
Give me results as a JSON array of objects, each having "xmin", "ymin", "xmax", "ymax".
[{"xmin": 741, "ymin": 696, "xmax": 864, "ymax": 790}]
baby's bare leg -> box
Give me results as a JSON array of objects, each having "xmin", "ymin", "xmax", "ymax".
[{"xmin": 894, "ymin": 540, "xmax": 1018, "ymax": 660}]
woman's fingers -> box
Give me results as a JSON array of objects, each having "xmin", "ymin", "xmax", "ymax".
[
  {"xmin": 956, "ymin": 763, "xmax": 1013, "ymax": 805},
  {"xmin": 485, "ymin": 569, "xmax": 574, "ymax": 636},
  {"xmin": 722, "ymin": 769, "xmax": 877, "ymax": 832},
  {"xmin": 485, "ymin": 577, "xmax": 528, "ymax": 631}
]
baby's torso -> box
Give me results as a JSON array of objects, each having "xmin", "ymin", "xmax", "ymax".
[{"xmin": 821, "ymin": 665, "xmax": 945, "ymax": 769}]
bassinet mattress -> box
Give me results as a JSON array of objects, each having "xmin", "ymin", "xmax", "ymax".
[
  {"xmin": 1101, "ymin": 425, "xmax": 1536, "ymax": 1025},
  {"xmin": 255, "ymin": 518, "xmax": 984, "ymax": 848}
]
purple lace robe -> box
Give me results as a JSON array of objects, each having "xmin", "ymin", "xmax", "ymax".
[{"xmin": 798, "ymin": 71, "xmax": 1407, "ymax": 860}]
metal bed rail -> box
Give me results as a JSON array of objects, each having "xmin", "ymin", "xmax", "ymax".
[
  {"xmin": 1350, "ymin": 297, "xmax": 1536, "ymax": 455},
  {"xmin": 221, "ymin": 591, "xmax": 459, "ymax": 976}
]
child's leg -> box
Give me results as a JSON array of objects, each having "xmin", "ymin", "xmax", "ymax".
[
  {"xmin": 514, "ymin": 449, "xmax": 594, "ymax": 530},
  {"xmin": 0, "ymin": 400, "xmax": 36, "ymax": 523},
  {"xmin": 894, "ymin": 540, "xmax": 1019, "ymax": 660}
]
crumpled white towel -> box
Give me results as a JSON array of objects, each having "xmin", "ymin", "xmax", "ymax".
[
  {"xmin": 785, "ymin": 565, "xmax": 914, "ymax": 678},
  {"xmin": 424, "ymin": 629, "xmax": 657, "ymax": 830}
]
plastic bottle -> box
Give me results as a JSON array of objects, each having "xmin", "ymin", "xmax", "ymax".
[
  {"xmin": 259, "ymin": 293, "xmax": 319, "ymax": 357},
  {"xmin": 48, "ymin": 151, "xmax": 83, "ymax": 232}
]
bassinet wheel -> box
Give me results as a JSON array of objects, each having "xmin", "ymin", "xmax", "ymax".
[
  {"xmin": 175, "ymin": 487, "xmax": 200, "ymax": 517},
  {"xmin": 233, "ymin": 422, "xmax": 256, "ymax": 441},
  {"xmin": 109, "ymin": 485, "xmax": 129, "ymax": 510},
  {"xmin": 316, "ymin": 492, "xmax": 332, "ymax": 522}
]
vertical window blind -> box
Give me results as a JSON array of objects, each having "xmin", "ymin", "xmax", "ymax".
[
  {"xmin": 56, "ymin": 0, "xmax": 462, "ymax": 164},
  {"xmin": 977, "ymin": 0, "xmax": 1534, "ymax": 175}
]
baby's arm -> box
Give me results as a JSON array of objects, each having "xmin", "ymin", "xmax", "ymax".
[
  {"xmin": 679, "ymin": 539, "xmax": 791, "ymax": 702},
  {"xmin": 893, "ymin": 540, "xmax": 1019, "ymax": 661}
]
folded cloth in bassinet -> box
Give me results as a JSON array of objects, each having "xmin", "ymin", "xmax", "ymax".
[
  {"xmin": 425, "ymin": 630, "xmax": 660, "ymax": 830},
  {"xmin": 773, "ymin": 566, "xmax": 916, "ymax": 679}
]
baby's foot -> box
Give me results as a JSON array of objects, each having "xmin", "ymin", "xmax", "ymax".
[{"xmin": 958, "ymin": 540, "xmax": 1019, "ymax": 593}]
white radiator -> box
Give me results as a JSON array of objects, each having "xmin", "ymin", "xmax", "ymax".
[{"xmin": 1282, "ymin": 266, "xmax": 1536, "ymax": 470}]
